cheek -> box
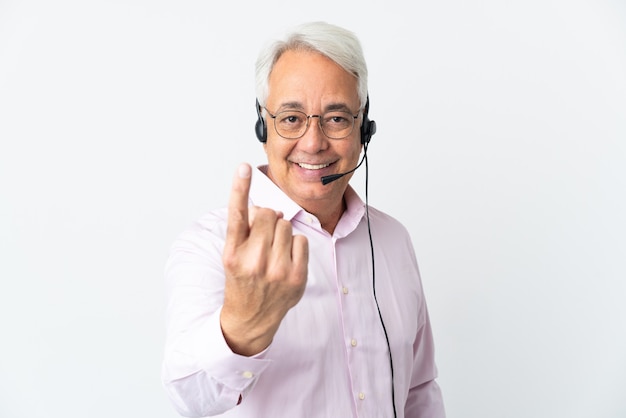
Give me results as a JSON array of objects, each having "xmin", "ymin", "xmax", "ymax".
[
  {"xmin": 264, "ymin": 139, "xmax": 292, "ymax": 162},
  {"xmin": 347, "ymin": 141, "xmax": 363, "ymax": 161}
]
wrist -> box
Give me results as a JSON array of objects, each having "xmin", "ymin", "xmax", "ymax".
[{"xmin": 219, "ymin": 309, "xmax": 276, "ymax": 357}]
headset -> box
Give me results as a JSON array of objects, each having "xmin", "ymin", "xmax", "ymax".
[{"xmin": 255, "ymin": 96, "xmax": 376, "ymax": 145}]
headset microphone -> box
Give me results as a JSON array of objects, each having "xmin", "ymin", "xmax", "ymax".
[{"xmin": 320, "ymin": 149, "xmax": 367, "ymax": 185}]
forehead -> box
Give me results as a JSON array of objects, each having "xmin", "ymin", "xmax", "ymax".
[{"xmin": 267, "ymin": 49, "xmax": 359, "ymax": 111}]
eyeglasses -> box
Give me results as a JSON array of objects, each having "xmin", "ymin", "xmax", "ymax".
[{"xmin": 264, "ymin": 107, "xmax": 360, "ymax": 140}]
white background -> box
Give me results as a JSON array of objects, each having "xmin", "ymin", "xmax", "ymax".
[{"xmin": 1, "ymin": 0, "xmax": 625, "ymax": 417}]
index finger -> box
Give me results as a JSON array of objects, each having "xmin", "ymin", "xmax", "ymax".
[{"xmin": 226, "ymin": 163, "xmax": 252, "ymax": 247}]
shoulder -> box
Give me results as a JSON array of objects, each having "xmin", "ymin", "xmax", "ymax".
[
  {"xmin": 366, "ymin": 206, "xmax": 411, "ymax": 237},
  {"xmin": 169, "ymin": 207, "xmax": 229, "ymax": 256},
  {"xmin": 364, "ymin": 205, "xmax": 419, "ymax": 262}
]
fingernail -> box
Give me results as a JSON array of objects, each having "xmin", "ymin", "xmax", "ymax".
[{"xmin": 238, "ymin": 163, "xmax": 251, "ymax": 178}]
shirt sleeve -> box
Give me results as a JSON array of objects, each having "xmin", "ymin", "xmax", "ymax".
[
  {"xmin": 405, "ymin": 379, "xmax": 446, "ymax": 418},
  {"xmin": 401, "ymin": 227, "xmax": 446, "ymax": 418},
  {"xmin": 404, "ymin": 309, "xmax": 446, "ymax": 417},
  {"xmin": 161, "ymin": 216, "xmax": 272, "ymax": 417}
]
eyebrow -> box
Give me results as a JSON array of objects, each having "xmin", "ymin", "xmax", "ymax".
[
  {"xmin": 276, "ymin": 101, "xmax": 357, "ymax": 114},
  {"xmin": 276, "ymin": 101, "xmax": 305, "ymax": 112}
]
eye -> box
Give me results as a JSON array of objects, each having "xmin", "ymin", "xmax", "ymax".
[
  {"xmin": 323, "ymin": 112, "xmax": 352, "ymax": 129},
  {"xmin": 275, "ymin": 111, "xmax": 307, "ymax": 134},
  {"xmin": 277, "ymin": 112, "xmax": 304, "ymax": 125}
]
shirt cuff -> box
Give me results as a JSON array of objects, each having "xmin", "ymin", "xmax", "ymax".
[{"xmin": 195, "ymin": 306, "xmax": 272, "ymax": 392}]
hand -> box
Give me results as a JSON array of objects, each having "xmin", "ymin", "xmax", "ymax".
[{"xmin": 220, "ymin": 163, "xmax": 309, "ymax": 356}]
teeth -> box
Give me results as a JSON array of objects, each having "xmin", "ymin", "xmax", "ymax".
[{"xmin": 298, "ymin": 162, "xmax": 330, "ymax": 170}]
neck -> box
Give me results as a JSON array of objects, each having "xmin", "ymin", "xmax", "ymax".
[{"xmin": 313, "ymin": 197, "xmax": 346, "ymax": 235}]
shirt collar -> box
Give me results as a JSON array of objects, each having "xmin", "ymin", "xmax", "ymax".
[
  {"xmin": 334, "ymin": 184, "xmax": 366, "ymax": 239},
  {"xmin": 249, "ymin": 165, "xmax": 303, "ymax": 221},
  {"xmin": 249, "ymin": 165, "xmax": 366, "ymax": 236}
]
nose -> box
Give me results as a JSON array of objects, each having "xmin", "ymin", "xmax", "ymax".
[{"xmin": 298, "ymin": 115, "xmax": 329, "ymax": 152}]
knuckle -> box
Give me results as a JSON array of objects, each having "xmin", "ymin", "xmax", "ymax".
[
  {"xmin": 255, "ymin": 207, "xmax": 277, "ymax": 220},
  {"xmin": 276, "ymin": 218, "xmax": 293, "ymax": 233},
  {"xmin": 222, "ymin": 251, "xmax": 239, "ymax": 271}
]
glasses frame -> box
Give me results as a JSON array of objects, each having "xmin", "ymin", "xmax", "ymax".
[{"xmin": 263, "ymin": 107, "xmax": 360, "ymax": 140}]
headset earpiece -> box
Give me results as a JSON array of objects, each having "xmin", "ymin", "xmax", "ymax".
[
  {"xmin": 360, "ymin": 95, "xmax": 376, "ymax": 145},
  {"xmin": 255, "ymin": 99, "xmax": 267, "ymax": 143}
]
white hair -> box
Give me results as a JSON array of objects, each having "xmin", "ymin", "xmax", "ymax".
[{"xmin": 255, "ymin": 21, "xmax": 368, "ymax": 109}]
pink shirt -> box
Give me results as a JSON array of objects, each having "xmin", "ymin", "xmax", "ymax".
[{"xmin": 162, "ymin": 166, "xmax": 445, "ymax": 417}]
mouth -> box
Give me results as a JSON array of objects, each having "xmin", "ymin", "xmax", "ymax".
[{"xmin": 297, "ymin": 162, "xmax": 332, "ymax": 170}]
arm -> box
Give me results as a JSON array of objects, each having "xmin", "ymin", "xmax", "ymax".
[
  {"xmin": 161, "ymin": 163, "xmax": 308, "ymax": 416},
  {"xmin": 396, "ymin": 227, "xmax": 445, "ymax": 418},
  {"xmin": 161, "ymin": 217, "xmax": 271, "ymax": 416},
  {"xmin": 404, "ymin": 306, "xmax": 446, "ymax": 418}
]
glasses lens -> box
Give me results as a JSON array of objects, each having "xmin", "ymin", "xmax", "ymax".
[
  {"xmin": 321, "ymin": 112, "xmax": 355, "ymax": 139},
  {"xmin": 274, "ymin": 111, "xmax": 307, "ymax": 139}
]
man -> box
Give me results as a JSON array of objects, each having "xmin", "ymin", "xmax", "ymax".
[{"xmin": 162, "ymin": 21, "xmax": 445, "ymax": 417}]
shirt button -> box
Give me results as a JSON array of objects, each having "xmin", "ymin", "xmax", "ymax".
[
  {"xmin": 351, "ymin": 339, "xmax": 357, "ymax": 347},
  {"xmin": 342, "ymin": 287, "xmax": 349, "ymax": 295},
  {"xmin": 242, "ymin": 371, "xmax": 254, "ymax": 379},
  {"xmin": 358, "ymin": 392, "xmax": 365, "ymax": 400}
]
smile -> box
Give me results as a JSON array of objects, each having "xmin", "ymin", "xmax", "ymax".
[{"xmin": 297, "ymin": 162, "xmax": 331, "ymax": 170}]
